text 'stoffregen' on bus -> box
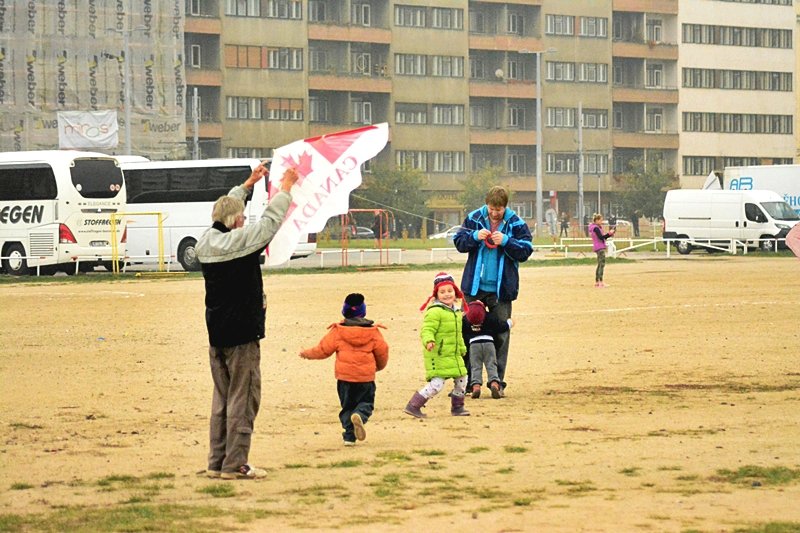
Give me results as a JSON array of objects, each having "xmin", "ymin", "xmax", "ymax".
[
  {"xmin": 0, "ymin": 150, "xmax": 126, "ymax": 275},
  {"xmin": 119, "ymin": 158, "xmax": 316, "ymax": 271}
]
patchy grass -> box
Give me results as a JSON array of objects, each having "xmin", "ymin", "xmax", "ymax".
[
  {"xmin": 733, "ymin": 523, "xmax": 800, "ymax": 533},
  {"xmin": 9, "ymin": 483, "xmax": 34, "ymax": 490},
  {"xmin": 319, "ymin": 459, "xmax": 362, "ymax": 469},
  {"xmin": 619, "ymin": 467, "xmax": 641, "ymax": 477},
  {"xmin": 712, "ymin": 466, "xmax": 800, "ymax": 486},
  {"xmin": 197, "ymin": 484, "xmax": 236, "ymax": 498},
  {"xmin": 555, "ymin": 479, "xmax": 597, "ymax": 495},
  {"xmin": 0, "ymin": 504, "xmax": 232, "ymax": 533},
  {"xmin": 504, "ymin": 445, "xmax": 527, "ymax": 453},
  {"xmin": 376, "ymin": 450, "xmax": 412, "ymax": 462},
  {"xmin": 467, "ymin": 446, "xmax": 489, "ymax": 453},
  {"xmin": 413, "ymin": 449, "xmax": 446, "ymax": 456},
  {"xmin": 8, "ymin": 422, "xmax": 43, "ymax": 430},
  {"xmin": 284, "ymin": 463, "xmax": 310, "ymax": 469}
]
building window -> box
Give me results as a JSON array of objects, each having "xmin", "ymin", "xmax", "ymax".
[
  {"xmin": 507, "ymin": 12, "xmax": 524, "ymax": 35},
  {"xmin": 508, "ymin": 106, "xmax": 525, "ymax": 128},
  {"xmin": 396, "ymin": 150, "xmax": 427, "ymax": 170},
  {"xmin": 352, "ymin": 100, "xmax": 372, "ymax": 124},
  {"xmin": 432, "ymin": 104, "xmax": 464, "ymax": 125},
  {"xmin": 682, "ymin": 67, "xmax": 792, "ymax": 91},
  {"xmin": 190, "ymin": 45, "xmax": 201, "ymax": 68},
  {"xmin": 507, "ymin": 152, "xmax": 527, "ymax": 174},
  {"xmin": 546, "ymin": 153, "xmax": 576, "ymax": 173},
  {"xmin": 226, "ymin": 0, "xmax": 260, "ymax": 16},
  {"xmin": 683, "ymin": 156, "xmax": 717, "ymax": 176},
  {"xmin": 432, "ymin": 7, "xmax": 463, "ymax": 30},
  {"xmin": 579, "ymin": 63, "xmax": 607, "ymax": 83},
  {"xmin": 396, "ymin": 103, "xmax": 428, "ymax": 124},
  {"xmin": 227, "ymin": 147, "xmax": 272, "ymax": 158},
  {"xmin": 547, "ymin": 107, "xmax": 576, "ymax": 128},
  {"xmin": 309, "ymin": 97, "xmax": 328, "ymax": 122},
  {"xmin": 266, "ymin": 47, "xmax": 303, "ymax": 70},
  {"xmin": 267, "ymin": 0, "xmax": 302, "ymax": 19},
  {"xmin": 506, "ymin": 59, "xmax": 522, "ymax": 80},
  {"xmin": 470, "ymin": 105, "xmax": 486, "ymax": 128},
  {"xmin": 582, "ymin": 109, "xmax": 607, "ymax": 129},
  {"xmin": 579, "ymin": 16, "xmax": 607, "ymax": 38},
  {"xmin": 470, "ymin": 57, "xmax": 485, "ymax": 79},
  {"xmin": 646, "ymin": 63, "xmax": 663, "ymax": 88},
  {"xmin": 682, "ymin": 23, "xmax": 792, "ymax": 49},
  {"xmin": 190, "ymin": 0, "xmax": 201, "ymax": 16},
  {"xmin": 646, "ymin": 108, "xmax": 664, "ymax": 132},
  {"xmin": 351, "ymin": 3, "xmax": 371, "ymax": 26},
  {"xmin": 264, "ymin": 98, "xmax": 303, "ymax": 121},
  {"xmin": 308, "ymin": 0, "xmax": 326, "ymax": 22},
  {"xmin": 226, "ymin": 96, "xmax": 263, "ymax": 119},
  {"xmin": 583, "ymin": 154, "xmax": 608, "ymax": 174},
  {"xmin": 547, "ymin": 61, "xmax": 575, "ymax": 82},
  {"xmin": 395, "ymin": 54, "xmax": 426, "ymax": 76},
  {"xmin": 545, "ymin": 14, "xmax": 574, "ymax": 36},
  {"xmin": 309, "ymin": 49, "xmax": 329, "ymax": 72},
  {"xmin": 395, "ymin": 5, "xmax": 425, "ymax": 27},
  {"xmin": 646, "ymin": 19, "xmax": 663, "ymax": 42},
  {"xmin": 432, "ymin": 56, "xmax": 464, "ymax": 77},
  {"xmin": 431, "ymin": 151, "xmax": 465, "ymax": 172},
  {"xmin": 469, "ymin": 10, "xmax": 486, "ymax": 33}
]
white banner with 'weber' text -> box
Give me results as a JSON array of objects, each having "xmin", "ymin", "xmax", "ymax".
[{"xmin": 57, "ymin": 110, "xmax": 119, "ymax": 149}]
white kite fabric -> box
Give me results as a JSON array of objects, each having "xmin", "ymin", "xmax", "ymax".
[
  {"xmin": 786, "ymin": 223, "xmax": 800, "ymax": 260},
  {"xmin": 265, "ymin": 123, "xmax": 389, "ymax": 265}
]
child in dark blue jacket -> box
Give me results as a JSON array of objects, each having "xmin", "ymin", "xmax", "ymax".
[{"xmin": 462, "ymin": 301, "xmax": 514, "ymax": 399}]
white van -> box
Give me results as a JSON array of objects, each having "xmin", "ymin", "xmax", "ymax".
[{"xmin": 662, "ymin": 189, "xmax": 799, "ymax": 254}]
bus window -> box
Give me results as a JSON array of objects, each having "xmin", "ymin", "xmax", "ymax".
[
  {"xmin": 0, "ymin": 164, "xmax": 58, "ymax": 201},
  {"xmin": 70, "ymin": 159, "xmax": 124, "ymax": 198}
]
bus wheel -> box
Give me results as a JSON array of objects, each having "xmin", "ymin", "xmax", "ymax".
[
  {"xmin": 2, "ymin": 243, "xmax": 30, "ymax": 276},
  {"xmin": 178, "ymin": 238, "xmax": 201, "ymax": 271}
]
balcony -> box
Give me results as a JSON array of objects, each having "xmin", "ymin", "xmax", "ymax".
[
  {"xmin": 186, "ymin": 69, "xmax": 222, "ymax": 87},
  {"xmin": 187, "ymin": 121, "xmax": 223, "ymax": 139},
  {"xmin": 612, "ymin": 0, "xmax": 677, "ymax": 14},
  {"xmin": 612, "ymin": 41, "xmax": 678, "ymax": 60},
  {"xmin": 613, "ymin": 85, "xmax": 678, "ymax": 104},
  {"xmin": 469, "ymin": 80, "xmax": 536, "ymax": 99},
  {"xmin": 309, "ymin": 70, "xmax": 392, "ymax": 93},
  {"xmin": 185, "ymin": 16, "xmax": 221, "ymax": 35},
  {"xmin": 613, "ymin": 131, "xmax": 678, "ymax": 150},
  {"xmin": 470, "ymin": 128, "xmax": 535, "ymax": 146},
  {"xmin": 469, "ymin": 34, "xmax": 543, "ymax": 52},
  {"xmin": 308, "ymin": 24, "xmax": 391, "ymax": 44}
]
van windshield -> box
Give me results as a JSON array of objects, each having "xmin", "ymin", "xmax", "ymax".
[{"xmin": 761, "ymin": 201, "xmax": 800, "ymax": 221}]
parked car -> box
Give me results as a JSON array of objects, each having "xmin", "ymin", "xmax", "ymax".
[
  {"xmin": 329, "ymin": 225, "xmax": 375, "ymax": 240},
  {"xmin": 429, "ymin": 225, "xmax": 462, "ymax": 240}
]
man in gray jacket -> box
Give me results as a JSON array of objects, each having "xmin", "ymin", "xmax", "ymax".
[{"xmin": 197, "ymin": 163, "xmax": 298, "ymax": 480}]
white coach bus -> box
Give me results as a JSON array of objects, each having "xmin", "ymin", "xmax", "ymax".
[
  {"xmin": 0, "ymin": 150, "xmax": 126, "ymax": 275},
  {"xmin": 120, "ymin": 158, "xmax": 316, "ymax": 271}
]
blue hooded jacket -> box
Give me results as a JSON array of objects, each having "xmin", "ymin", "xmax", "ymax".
[{"xmin": 453, "ymin": 205, "xmax": 533, "ymax": 302}]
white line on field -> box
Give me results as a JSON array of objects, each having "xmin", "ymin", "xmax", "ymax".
[{"xmin": 515, "ymin": 300, "xmax": 782, "ymax": 316}]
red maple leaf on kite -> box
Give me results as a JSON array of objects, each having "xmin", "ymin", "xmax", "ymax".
[{"xmin": 281, "ymin": 151, "xmax": 314, "ymax": 178}]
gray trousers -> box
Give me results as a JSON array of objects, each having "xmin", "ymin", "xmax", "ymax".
[
  {"xmin": 465, "ymin": 292, "xmax": 512, "ymax": 389},
  {"xmin": 208, "ymin": 341, "xmax": 261, "ymax": 473},
  {"xmin": 468, "ymin": 341, "xmax": 499, "ymax": 386}
]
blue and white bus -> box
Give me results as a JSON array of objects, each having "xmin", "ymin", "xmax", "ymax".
[{"xmin": 0, "ymin": 150, "xmax": 126, "ymax": 275}]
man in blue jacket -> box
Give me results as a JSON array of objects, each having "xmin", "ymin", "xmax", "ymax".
[{"xmin": 454, "ymin": 186, "xmax": 533, "ymax": 397}]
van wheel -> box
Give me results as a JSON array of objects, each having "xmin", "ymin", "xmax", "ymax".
[
  {"xmin": 759, "ymin": 238, "xmax": 776, "ymax": 253},
  {"xmin": 178, "ymin": 238, "xmax": 201, "ymax": 271},
  {"xmin": 2, "ymin": 243, "xmax": 30, "ymax": 275},
  {"xmin": 676, "ymin": 239, "xmax": 692, "ymax": 255}
]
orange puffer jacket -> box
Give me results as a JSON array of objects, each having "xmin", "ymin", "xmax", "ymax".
[{"xmin": 300, "ymin": 321, "xmax": 389, "ymax": 383}]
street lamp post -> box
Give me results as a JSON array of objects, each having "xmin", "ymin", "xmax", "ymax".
[{"xmin": 520, "ymin": 48, "xmax": 555, "ymax": 235}]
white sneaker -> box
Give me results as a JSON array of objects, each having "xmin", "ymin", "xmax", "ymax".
[
  {"xmin": 220, "ymin": 464, "xmax": 267, "ymax": 480},
  {"xmin": 343, "ymin": 440, "xmax": 356, "ymax": 447},
  {"xmin": 351, "ymin": 413, "xmax": 366, "ymax": 441}
]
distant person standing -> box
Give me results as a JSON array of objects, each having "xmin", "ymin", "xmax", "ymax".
[
  {"xmin": 631, "ymin": 209, "xmax": 641, "ymax": 238},
  {"xmin": 545, "ymin": 205, "xmax": 558, "ymax": 245},
  {"xmin": 559, "ymin": 212, "xmax": 570, "ymax": 238},
  {"xmin": 453, "ymin": 186, "xmax": 533, "ymax": 397},
  {"xmin": 589, "ymin": 213, "xmax": 615, "ymax": 288}
]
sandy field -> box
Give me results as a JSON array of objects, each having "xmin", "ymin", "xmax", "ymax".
[{"xmin": 1, "ymin": 256, "xmax": 799, "ymax": 532}]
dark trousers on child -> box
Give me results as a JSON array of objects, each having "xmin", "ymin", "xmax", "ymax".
[{"xmin": 337, "ymin": 380, "xmax": 376, "ymax": 443}]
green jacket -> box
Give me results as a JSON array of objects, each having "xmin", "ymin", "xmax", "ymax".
[{"xmin": 420, "ymin": 302, "xmax": 468, "ymax": 380}]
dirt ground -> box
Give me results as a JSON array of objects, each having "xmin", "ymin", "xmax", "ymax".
[{"xmin": 1, "ymin": 256, "xmax": 799, "ymax": 532}]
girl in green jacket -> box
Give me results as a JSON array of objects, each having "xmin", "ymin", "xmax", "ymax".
[{"xmin": 404, "ymin": 272, "xmax": 470, "ymax": 418}]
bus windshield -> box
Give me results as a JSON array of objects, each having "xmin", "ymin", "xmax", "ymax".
[
  {"xmin": 761, "ymin": 201, "xmax": 800, "ymax": 221},
  {"xmin": 70, "ymin": 158, "xmax": 124, "ymax": 199}
]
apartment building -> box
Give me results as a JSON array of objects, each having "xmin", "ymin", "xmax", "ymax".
[{"xmin": 678, "ymin": 0, "xmax": 795, "ymax": 188}]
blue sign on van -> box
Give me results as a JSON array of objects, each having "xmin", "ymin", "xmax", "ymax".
[{"xmin": 730, "ymin": 177, "xmax": 753, "ymax": 190}]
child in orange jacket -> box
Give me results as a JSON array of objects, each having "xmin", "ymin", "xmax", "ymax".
[{"xmin": 299, "ymin": 293, "xmax": 389, "ymax": 446}]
